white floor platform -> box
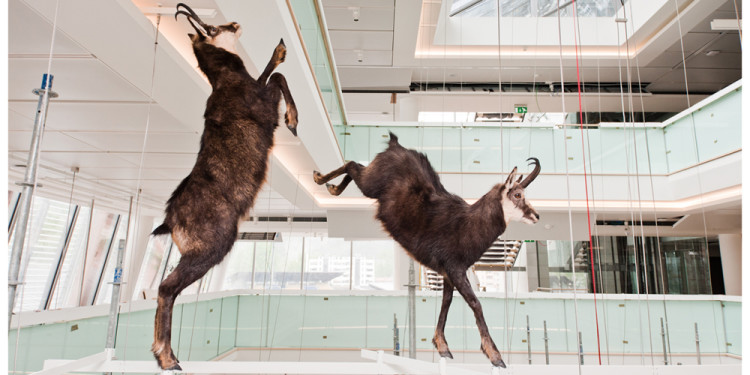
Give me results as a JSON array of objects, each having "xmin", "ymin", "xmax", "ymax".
[{"xmin": 36, "ymin": 349, "xmax": 741, "ymax": 375}]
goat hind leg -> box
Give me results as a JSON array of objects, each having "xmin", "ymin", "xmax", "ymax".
[
  {"xmin": 450, "ymin": 271, "xmax": 505, "ymax": 368},
  {"xmin": 153, "ymin": 252, "xmax": 219, "ymax": 370},
  {"xmin": 266, "ymin": 72, "xmax": 298, "ymax": 134},
  {"xmin": 432, "ymin": 278, "xmax": 454, "ymax": 359}
]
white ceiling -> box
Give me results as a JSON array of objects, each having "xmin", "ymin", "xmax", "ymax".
[{"xmin": 322, "ymin": 0, "xmax": 742, "ymax": 122}]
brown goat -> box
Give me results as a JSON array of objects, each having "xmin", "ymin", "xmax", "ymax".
[
  {"xmin": 313, "ymin": 132, "xmax": 540, "ymax": 368},
  {"xmin": 150, "ymin": 4, "xmax": 298, "ymax": 370}
]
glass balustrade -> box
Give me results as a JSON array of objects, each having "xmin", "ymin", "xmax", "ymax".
[{"xmin": 8, "ymin": 293, "xmax": 740, "ymax": 373}]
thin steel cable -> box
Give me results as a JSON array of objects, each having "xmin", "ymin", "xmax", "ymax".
[
  {"xmin": 614, "ymin": 16, "xmax": 646, "ymax": 365},
  {"xmin": 265, "ymin": 173, "xmax": 301, "ymax": 359},
  {"xmin": 586, "ymin": 5, "xmax": 611, "ymax": 363},
  {"xmin": 618, "ymin": 3, "xmax": 656, "ymax": 366},
  {"xmin": 493, "ymin": 0, "xmax": 512, "ymax": 362},
  {"xmin": 555, "ymin": 2, "xmax": 582, "ymax": 372},
  {"xmin": 120, "ymin": 13, "xmax": 162, "ymax": 367},
  {"xmin": 670, "ymin": 0, "xmax": 724, "ymax": 362},
  {"xmin": 570, "ymin": 0, "xmax": 603, "ymax": 364}
]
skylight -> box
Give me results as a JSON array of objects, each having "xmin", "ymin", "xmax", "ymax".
[{"xmin": 449, "ymin": 0, "xmax": 626, "ymax": 18}]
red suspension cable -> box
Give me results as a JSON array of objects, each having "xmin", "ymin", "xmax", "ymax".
[{"xmin": 571, "ymin": 0, "xmax": 602, "ymax": 364}]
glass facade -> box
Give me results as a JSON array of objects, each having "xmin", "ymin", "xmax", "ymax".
[
  {"xmin": 7, "ymin": 192, "xmax": 128, "ymax": 312},
  {"xmin": 530, "ymin": 237, "xmax": 717, "ymax": 295}
]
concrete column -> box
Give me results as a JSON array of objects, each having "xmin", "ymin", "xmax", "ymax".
[{"xmin": 718, "ymin": 234, "xmax": 741, "ymax": 296}]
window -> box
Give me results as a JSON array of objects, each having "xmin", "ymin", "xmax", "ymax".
[
  {"xmin": 48, "ymin": 206, "xmax": 92, "ymax": 309},
  {"xmin": 13, "ymin": 196, "xmax": 75, "ymax": 312},
  {"xmin": 132, "ymin": 231, "xmax": 173, "ymax": 300},
  {"xmin": 304, "ymin": 237, "xmax": 352, "ymax": 290},
  {"xmin": 352, "ymin": 240, "xmax": 395, "ymax": 290}
]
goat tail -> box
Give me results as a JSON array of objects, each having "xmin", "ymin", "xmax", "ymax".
[
  {"xmin": 152, "ymin": 223, "xmax": 171, "ymax": 236},
  {"xmin": 388, "ymin": 131, "xmax": 399, "ymax": 145}
]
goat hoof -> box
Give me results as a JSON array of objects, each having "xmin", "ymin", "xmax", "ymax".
[
  {"xmin": 492, "ymin": 358, "xmax": 506, "ymax": 368},
  {"xmin": 285, "ymin": 105, "xmax": 298, "ymax": 128},
  {"xmin": 313, "ymin": 171, "xmax": 323, "ymax": 184},
  {"xmin": 432, "ymin": 337, "xmax": 453, "ymax": 359},
  {"xmin": 326, "ymin": 183, "xmax": 340, "ymax": 196},
  {"xmin": 274, "ymin": 42, "xmax": 287, "ymax": 63}
]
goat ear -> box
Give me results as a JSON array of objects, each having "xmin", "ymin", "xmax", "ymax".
[
  {"xmin": 516, "ymin": 175, "xmax": 523, "ymax": 184},
  {"xmin": 504, "ymin": 167, "xmax": 518, "ymax": 186}
]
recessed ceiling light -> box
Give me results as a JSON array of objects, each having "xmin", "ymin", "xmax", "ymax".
[{"xmin": 705, "ymin": 50, "xmax": 720, "ymax": 57}]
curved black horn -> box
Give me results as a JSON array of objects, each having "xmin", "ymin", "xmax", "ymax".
[
  {"xmin": 175, "ymin": 3, "xmax": 211, "ymax": 34},
  {"xmin": 519, "ymin": 157, "xmax": 540, "ymax": 188},
  {"xmin": 175, "ymin": 10, "xmax": 205, "ymax": 35}
]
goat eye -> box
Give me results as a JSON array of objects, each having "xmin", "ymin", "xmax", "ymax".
[{"xmin": 513, "ymin": 193, "xmax": 522, "ymax": 199}]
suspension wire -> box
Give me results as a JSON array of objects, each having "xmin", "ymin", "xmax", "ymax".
[
  {"xmin": 555, "ymin": 2, "xmax": 581, "ymax": 373},
  {"xmin": 624, "ymin": 6, "xmax": 673, "ymax": 365},
  {"xmin": 118, "ymin": 12, "xmax": 163, "ymax": 367},
  {"xmin": 12, "ymin": 0, "xmax": 61, "ymax": 371},
  {"xmin": 585, "ymin": 4, "xmax": 611, "ymax": 363},
  {"xmin": 614, "ymin": 14, "xmax": 646, "ymax": 365},
  {"xmin": 265, "ymin": 172, "xmax": 302, "ymax": 359},
  {"xmin": 570, "ymin": 0, "xmax": 602, "ymax": 364},
  {"xmin": 257, "ymin": 166, "xmax": 274, "ymax": 361},
  {"xmin": 670, "ymin": 0, "xmax": 725, "ymax": 362},
  {"xmin": 297, "ymin": 192, "xmax": 317, "ymax": 362},
  {"xmin": 619, "ymin": 2, "xmax": 657, "ymax": 366},
  {"xmin": 494, "ymin": 0, "xmax": 512, "ymax": 361}
]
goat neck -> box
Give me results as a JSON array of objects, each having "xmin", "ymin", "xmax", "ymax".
[{"xmin": 466, "ymin": 184, "xmax": 509, "ymax": 247}]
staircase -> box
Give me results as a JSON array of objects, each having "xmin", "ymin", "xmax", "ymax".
[{"xmin": 423, "ymin": 239, "xmax": 524, "ymax": 291}]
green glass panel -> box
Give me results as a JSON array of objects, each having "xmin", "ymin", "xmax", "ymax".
[{"xmin": 692, "ymin": 87, "xmax": 742, "ymax": 161}]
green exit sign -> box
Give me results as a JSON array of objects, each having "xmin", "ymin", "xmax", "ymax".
[{"xmin": 515, "ymin": 105, "xmax": 528, "ymax": 114}]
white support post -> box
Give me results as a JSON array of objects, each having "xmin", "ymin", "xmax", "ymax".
[{"xmin": 9, "ymin": 74, "xmax": 58, "ymax": 323}]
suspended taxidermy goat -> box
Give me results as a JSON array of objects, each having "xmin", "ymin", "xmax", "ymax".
[
  {"xmin": 314, "ymin": 133, "xmax": 541, "ymax": 368},
  {"xmin": 150, "ymin": 4, "xmax": 298, "ymax": 370}
]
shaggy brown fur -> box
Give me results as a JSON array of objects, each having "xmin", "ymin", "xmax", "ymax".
[
  {"xmin": 151, "ymin": 5, "xmax": 298, "ymax": 370},
  {"xmin": 313, "ymin": 133, "xmax": 540, "ymax": 368}
]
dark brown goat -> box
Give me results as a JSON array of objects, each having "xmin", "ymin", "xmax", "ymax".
[
  {"xmin": 150, "ymin": 4, "xmax": 298, "ymax": 370},
  {"xmin": 313, "ymin": 133, "xmax": 540, "ymax": 368}
]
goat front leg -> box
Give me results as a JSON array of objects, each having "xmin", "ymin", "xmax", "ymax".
[
  {"xmin": 313, "ymin": 161, "xmax": 363, "ymax": 196},
  {"xmin": 449, "ymin": 270, "xmax": 506, "ymax": 368},
  {"xmin": 432, "ymin": 277, "xmax": 454, "ymax": 359},
  {"xmin": 266, "ymin": 72, "xmax": 298, "ymax": 135},
  {"xmin": 259, "ymin": 39, "xmax": 286, "ymax": 86}
]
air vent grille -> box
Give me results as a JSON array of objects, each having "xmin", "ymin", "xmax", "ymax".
[
  {"xmin": 291, "ymin": 217, "xmax": 327, "ymax": 222},
  {"xmin": 595, "ymin": 216, "xmax": 684, "ymax": 227},
  {"xmin": 237, "ymin": 232, "xmax": 281, "ymax": 241}
]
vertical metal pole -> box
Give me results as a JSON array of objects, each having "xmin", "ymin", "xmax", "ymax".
[
  {"xmin": 578, "ymin": 331, "xmax": 584, "ymax": 365},
  {"xmin": 349, "ymin": 242, "xmax": 354, "ymax": 290},
  {"xmin": 408, "ymin": 259, "xmax": 417, "ymax": 359},
  {"xmin": 527, "ymin": 315, "xmax": 532, "ymax": 364},
  {"xmin": 393, "ymin": 313, "xmax": 400, "ymax": 356},
  {"xmin": 694, "ymin": 323, "xmax": 701, "ymax": 365},
  {"xmin": 105, "ymin": 196, "xmax": 134, "ymax": 353},
  {"xmin": 544, "ymin": 320, "xmax": 549, "ymax": 365},
  {"xmin": 250, "ymin": 242, "xmax": 256, "ymax": 289},
  {"xmin": 300, "ymin": 237, "xmax": 305, "ymax": 290},
  {"xmin": 8, "ymin": 74, "xmax": 58, "ymax": 324},
  {"xmin": 660, "ymin": 318, "xmax": 668, "ymax": 365}
]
